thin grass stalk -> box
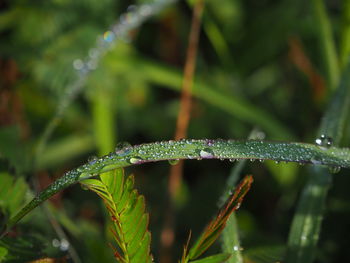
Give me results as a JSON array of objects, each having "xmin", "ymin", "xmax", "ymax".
[
  {"xmin": 311, "ymin": 0, "xmax": 339, "ymax": 90},
  {"xmin": 340, "ymin": 0, "xmax": 350, "ymax": 68}
]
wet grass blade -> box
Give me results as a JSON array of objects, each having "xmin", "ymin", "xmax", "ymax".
[
  {"xmin": 2, "ymin": 138, "xmax": 350, "ymax": 236},
  {"xmin": 285, "ymin": 64, "xmax": 350, "ymax": 262}
]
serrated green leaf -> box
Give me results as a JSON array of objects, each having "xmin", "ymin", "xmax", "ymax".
[
  {"xmin": 127, "ymin": 214, "xmax": 149, "ymax": 256},
  {"xmin": 116, "ymin": 176, "xmax": 135, "ymax": 213},
  {"xmin": 189, "ymin": 253, "xmax": 231, "ymax": 263},
  {"xmin": 130, "ymin": 231, "xmax": 151, "ymax": 263},
  {"xmin": 125, "ymin": 213, "xmax": 149, "ymax": 244},
  {"xmin": 81, "ymin": 169, "xmax": 152, "ymax": 263},
  {"xmin": 122, "ymin": 194, "xmax": 144, "ymax": 237}
]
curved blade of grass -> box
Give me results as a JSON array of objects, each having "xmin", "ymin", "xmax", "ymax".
[
  {"xmin": 2, "ymin": 139, "xmax": 350, "ymax": 236},
  {"xmin": 81, "ymin": 169, "xmax": 152, "ymax": 263},
  {"xmin": 285, "ymin": 64, "xmax": 350, "ymax": 262}
]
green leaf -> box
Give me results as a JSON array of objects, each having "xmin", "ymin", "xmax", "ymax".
[
  {"xmin": 0, "ymin": 235, "xmax": 47, "ymax": 262},
  {"xmin": 189, "ymin": 253, "xmax": 231, "ymax": 263},
  {"xmin": 81, "ymin": 169, "xmax": 152, "ymax": 263},
  {"xmin": 0, "ymin": 172, "xmax": 29, "ymax": 218},
  {"xmin": 0, "ymin": 246, "xmax": 8, "ymax": 261}
]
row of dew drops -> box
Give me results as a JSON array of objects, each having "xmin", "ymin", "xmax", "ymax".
[
  {"xmin": 72, "ymin": 0, "xmax": 177, "ymax": 75},
  {"xmin": 52, "ymin": 0, "xmax": 177, "ymax": 139},
  {"xmin": 82, "ymin": 135, "xmax": 343, "ymax": 176}
]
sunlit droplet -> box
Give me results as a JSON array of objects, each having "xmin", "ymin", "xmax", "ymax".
[
  {"xmin": 129, "ymin": 157, "xmax": 142, "ymax": 164},
  {"xmin": 103, "ymin": 31, "xmax": 115, "ymax": 42}
]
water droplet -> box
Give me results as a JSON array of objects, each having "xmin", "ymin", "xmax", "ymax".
[
  {"xmin": 89, "ymin": 48, "xmax": 99, "ymax": 59},
  {"xmin": 88, "ymin": 156, "xmax": 98, "ymax": 164},
  {"xmin": 115, "ymin": 142, "xmax": 132, "ymax": 156},
  {"xmin": 103, "ymin": 31, "xmax": 115, "ymax": 42},
  {"xmin": 275, "ymin": 161, "xmax": 280, "ymax": 164},
  {"xmin": 233, "ymin": 245, "xmax": 240, "ymax": 251},
  {"xmin": 140, "ymin": 4, "xmax": 152, "ymax": 16},
  {"xmin": 60, "ymin": 239, "xmax": 70, "ymax": 251},
  {"xmin": 259, "ymin": 159, "xmax": 264, "ymax": 163},
  {"xmin": 129, "ymin": 157, "xmax": 142, "ymax": 164},
  {"xmin": 87, "ymin": 59, "xmax": 97, "ymax": 70},
  {"xmin": 199, "ymin": 148, "xmax": 215, "ymax": 159},
  {"xmin": 52, "ymin": 238, "xmax": 60, "ymax": 248},
  {"xmin": 168, "ymin": 159, "xmax": 179, "ymax": 165},
  {"xmin": 73, "ymin": 59, "xmax": 84, "ymax": 70},
  {"xmin": 250, "ymin": 159, "xmax": 254, "ymax": 162},
  {"xmin": 315, "ymin": 134, "xmax": 333, "ymax": 148},
  {"xmin": 329, "ymin": 166, "xmax": 341, "ymax": 174},
  {"xmin": 229, "ymin": 158, "xmax": 236, "ymax": 162}
]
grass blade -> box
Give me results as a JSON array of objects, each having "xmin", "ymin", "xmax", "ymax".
[
  {"xmin": 2, "ymin": 138, "xmax": 350, "ymax": 236},
  {"xmin": 312, "ymin": 0, "xmax": 339, "ymax": 90},
  {"xmin": 285, "ymin": 63, "xmax": 350, "ymax": 262}
]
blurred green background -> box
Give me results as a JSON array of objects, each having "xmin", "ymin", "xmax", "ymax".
[{"xmin": 0, "ymin": 0, "xmax": 350, "ymax": 262}]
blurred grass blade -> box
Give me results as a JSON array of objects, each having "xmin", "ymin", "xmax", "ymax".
[
  {"xmin": 312, "ymin": 0, "xmax": 339, "ymax": 90},
  {"xmin": 285, "ymin": 63, "xmax": 350, "ymax": 262},
  {"xmin": 186, "ymin": 175, "xmax": 253, "ymax": 261},
  {"xmin": 105, "ymin": 54, "xmax": 294, "ymax": 139},
  {"xmin": 81, "ymin": 169, "xmax": 152, "ymax": 263},
  {"xmin": 340, "ymin": 0, "xmax": 350, "ymax": 68}
]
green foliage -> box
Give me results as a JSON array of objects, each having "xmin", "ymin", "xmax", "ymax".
[
  {"xmin": 1, "ymin": 0, "xmax": 350, "ymax": 262},
  {"xmin": 81, "ymin": 169, "xmax": 153, "ymax": 263},
  {"xmin": 0, "ymin": 172, "xmax": 29, "ymax": 219}
]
